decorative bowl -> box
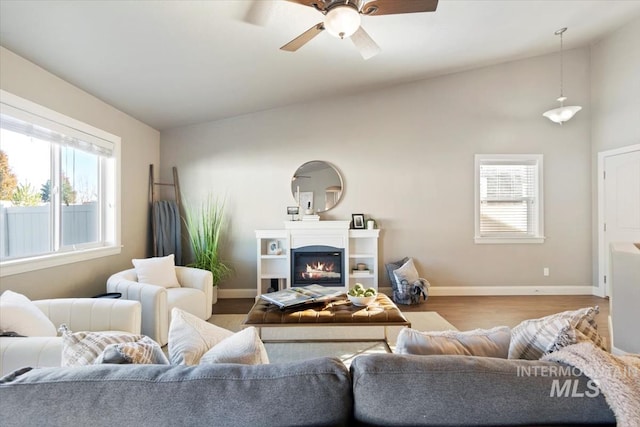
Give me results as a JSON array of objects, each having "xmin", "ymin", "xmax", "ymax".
[{"xmin": 348, "ymin": 293, "xmax": 376, "ymax": 307}]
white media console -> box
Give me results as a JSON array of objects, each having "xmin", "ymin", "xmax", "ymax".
[{"xmin": 255, "ymin": 221, "xmax": 379, "ymax": 297}]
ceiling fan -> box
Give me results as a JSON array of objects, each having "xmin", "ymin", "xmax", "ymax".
[{"xmin": 278, "ymin": 0, "xmax": 439, "ymax": 60}]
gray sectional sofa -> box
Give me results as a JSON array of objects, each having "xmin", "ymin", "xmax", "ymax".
[{"xmin": 0, "ymin": 354, "xmax": 615, "ymax": 426}]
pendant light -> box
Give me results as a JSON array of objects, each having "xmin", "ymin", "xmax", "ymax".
[{"xmin": 543, "ymin": 28, "xmax": 582, "ymax": 124}]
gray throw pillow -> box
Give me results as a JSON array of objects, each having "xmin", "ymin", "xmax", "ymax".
[
  {"xmin": 395, "ymin": 326, "xmax": 512, "ymax": 358},
  {"xmin": 393, "ymin": 258, "xmax": 420, "ymax": 286},
  {"xmin": 385, "ymin": 257, "xmax": 409, "ymax": 291}
]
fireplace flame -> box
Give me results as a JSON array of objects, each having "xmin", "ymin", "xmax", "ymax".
[
  {"xmin": 306, "ymin": 262, "xmax": 334, "ymax": 273},
  {"xmin": 302, "ymin": 262, "xmax": 338, "ymax": 279}
]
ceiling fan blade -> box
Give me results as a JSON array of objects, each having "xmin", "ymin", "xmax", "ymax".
[
  {"xmin": 362, "ymin": 0, "xmax": 438, "ymax": 16},
  {"xmin": 244, "ymin": 1, "xmax": 276, "ymax": 26},
  {"xmin": 285, "ymin": 0, "xmax": 328, "ymax": 12},
  {"xmin": 280, "ymin": 23, "xmax": 325, "ymax": 52},
  {"xmin": 351, "ymin": 26, "xmax": 381, "ymax": 60}
]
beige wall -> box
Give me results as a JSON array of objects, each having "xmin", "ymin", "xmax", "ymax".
[
  {"xmin": 0, "ymin": 47, "xmax": 160, "ymax": 299},
  {"xmin": 589, "ymin": 18, "xmax": 640, "ymax": 288},
  {"xmin": 161, "ymin": 48, "xmax": 593, "ymax": 294},
  {"xmin": 3, "ymin": 17, "xmax": 635, "ymax": 298},
  {"xmin": 591, "ymin": 17, "xmax": 640, "ymax": 153}
]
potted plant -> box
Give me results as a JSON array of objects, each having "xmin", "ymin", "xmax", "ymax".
[{"xmin": 184, "ymin": 195, "xmax": 231, "ymax": 304}]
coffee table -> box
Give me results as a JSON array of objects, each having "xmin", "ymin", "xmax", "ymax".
[{"xmin": 243, "ymin": 293, "xmax": 410, "ymax": 350}]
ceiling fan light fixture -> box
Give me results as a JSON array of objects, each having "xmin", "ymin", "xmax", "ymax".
[
  {"xmin": 543, "ymin": 27, "xmax": 581, "ymax": 125},
  {"xmin": 324, "ymin": 5, "xmax": 361, "ymax": 39}
]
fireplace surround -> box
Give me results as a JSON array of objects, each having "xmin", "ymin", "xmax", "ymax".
[
  {"xmin": 291, "ymin": 245, "xmax": 345, "ymax": 287},
  {"xmin": 255, "ymin": 221, "xmax": 379, "ymax": 297}
]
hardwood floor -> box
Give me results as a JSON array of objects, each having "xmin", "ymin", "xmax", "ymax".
[{"xmin": 214, "ymin": 294, "xmax": 611, "ymax": 348}]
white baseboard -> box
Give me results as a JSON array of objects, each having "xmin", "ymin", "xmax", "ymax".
[
  {"xmin": 426, "ymin": 285, "xmax": 596, "ymax": 296},
  {"xmin": 219, "ymin": 285, "xmax": 598, "ymax": 299},
  {"xmin": 218, "ymin": 288, "xmax": 257, "ymax": 299}
]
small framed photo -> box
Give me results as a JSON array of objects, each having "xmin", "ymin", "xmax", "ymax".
[
  {"xmin": 287, "ymin": 206, "xmax": 299, "ymax": 215},
  {"xmin": 267, "ymin": 240, "xmax": 280, "ymax": 255},
  {"xmin": 352, "ymin": 214, "xmax": 365, "ymax": 229},
  {"xmin": 299, "ymin": 192, "xmax": 313, "ymax": 211}
]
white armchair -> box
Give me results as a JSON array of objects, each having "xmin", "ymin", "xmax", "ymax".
[
  {"xmin": 107, "ymin": 266, "xmax": 213, "ymax": 346},
  {"xmin": 0, "ymin": 298, "xmax": 141, "ymax": 376}
]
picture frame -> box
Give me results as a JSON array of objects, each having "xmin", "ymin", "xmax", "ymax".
[
  {"xmin": 299, "ymin": 191, "xmax": 314, "ymax": 211},
  {"xmin": 352, "ymin": 214, "xmax": 365, "ymax": 229},
  {"xmin": 267, "ymin": 240, "xmax": 280, "ymax": 255}
]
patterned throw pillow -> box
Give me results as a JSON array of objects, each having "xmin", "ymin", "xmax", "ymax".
[
  {"xmin": 395, "ymin": 326, "xmax": 511, "ymax": 358},
  {"xmin": 199, "ymin": 327, "xmax": 269, "ymax": 365},
  {"xmin": 96, "ymin": 336, "xmax": 169, "ymax": 365},
  {"xmin": 508, "ymin": 306, "xmax": 605, "ymax": 360},
  {"xmin": 60, "ymin": 325, "xmax": 148, "ymax": 366}
]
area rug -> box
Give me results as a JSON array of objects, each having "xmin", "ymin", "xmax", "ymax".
[{"xmin": 208, "ymin": 311, "xmax": 457, "ymax": 365}]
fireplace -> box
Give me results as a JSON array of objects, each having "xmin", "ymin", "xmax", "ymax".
[{"xmin": 291, "ymin": 245, "xmax": 345, "ymax": 288}]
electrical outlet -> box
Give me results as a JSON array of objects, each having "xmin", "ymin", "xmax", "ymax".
[{"xmin": 543, "ymin": 267, "xmax": 549, "ymax": 277}]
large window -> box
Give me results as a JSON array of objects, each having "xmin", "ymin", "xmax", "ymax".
[
  {"xmin": 474, "ymin": 154, "xmax": 544, "ymax": 244},
  {"xmin": 0, "ymin": 90, "xmax": 120, "ymax": 276}
]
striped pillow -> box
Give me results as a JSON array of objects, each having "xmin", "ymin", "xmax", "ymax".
[
  {"xmin": 60, "ymin": 325, "xmax": 153, "ymax": 366},
  {"xmin": 96, "ymin": 336, "xmax": 169, "ymax": 365},
  {"xmin": 508, "ymin": 306, "xmax": 605, "ymax": 360}
]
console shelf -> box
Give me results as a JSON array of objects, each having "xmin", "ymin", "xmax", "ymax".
[{"xmin": 255, "ymin": 222, "xmax": 379, "ymax": 297}]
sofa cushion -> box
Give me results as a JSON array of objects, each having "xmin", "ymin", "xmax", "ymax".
[
  {"xmin": 350, "ymin": 354, "xmax": 615, "ymax": 426},
  {"xmin": 131, "ymin": 254, "xmax": 180, "ymax": 288},
  {"xmin": 199, "ymin": 326, "xmax": 269, "ymax": 365},
  {"xmin": 167, "ymin": 287, "xmax": 207, "ymax": 320},
  {"xmin": 395, "ymin": 326, "xmax": 511, "ymax": 358},
  {"xmin": 0, "ymin": 290, "xmax": 56, "ymax": 337},
  {"xmin": 0, "ymin": 358, "xmax": 352, "ymax": 427},
  {"xmin": 508, "ymin": 306, "xmax": 605, "ymax": 360}
]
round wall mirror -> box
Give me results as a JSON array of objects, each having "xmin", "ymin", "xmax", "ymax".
[{"xmin": 291, "ymin": 161, "xmax": 343, "ymax": 213}]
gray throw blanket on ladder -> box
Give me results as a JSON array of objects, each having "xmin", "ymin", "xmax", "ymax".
[{"xmin": 153, "ymin": 200, "xmax": 182, "ymax": 264}]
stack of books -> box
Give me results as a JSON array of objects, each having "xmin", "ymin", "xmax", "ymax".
[
  {"xmin": 352, "ymin": 269, "xmax": 371, "ymax": 276},
  {"xmin": 302, "ymin": 214, "xmax": 320, "ymax": 221}
]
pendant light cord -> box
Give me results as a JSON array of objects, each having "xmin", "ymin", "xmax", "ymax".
[
  {"xmin": 555, "ymin": 27, "xmax": 567, "ymax": 101},
  {"xmin": 559, "ymin": 30, "xmax": 564, "ymax": 99}
]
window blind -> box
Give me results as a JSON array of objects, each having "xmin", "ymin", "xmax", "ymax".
[
  {"xmin": 479, "ymin": 161, "xmax": 538, "ymax": 236},
  {"xmin": 0, "ymin": 108, "xmax": 114, "ymax": 157}
]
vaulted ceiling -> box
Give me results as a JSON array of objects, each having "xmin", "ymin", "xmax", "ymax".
[{"xmin": 1, "ymin": 0, "xmax": 639, "ymax": 130}]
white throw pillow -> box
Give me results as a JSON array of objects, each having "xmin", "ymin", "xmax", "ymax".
[
  {"xmin": 393, "ymin": 258, "xmax": 420, "ymax": 285},
  {"xmin": 168, "ymin": 308, "xmax": 234, "ymax": 365},
  {"xmin": 132, "ymin": 254, "xmax": 180, "ymax": 288},
  {"xmin": 0, "ymin": 290, "xmax": 57, "ymax": 337},
  {"xmin": 200, "ymin": 326, "xmax": 269, "ymax": 365},
  {"xmin": 395, "ymin": 326, "xmax": 511, "ymax": 358}
]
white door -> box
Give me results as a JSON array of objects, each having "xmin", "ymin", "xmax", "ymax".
[{"xmin": 602, "ymin": 147, "xmax": 640, "ymax": 296}]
